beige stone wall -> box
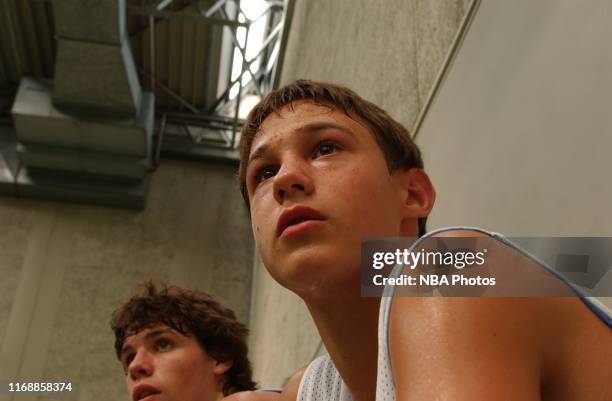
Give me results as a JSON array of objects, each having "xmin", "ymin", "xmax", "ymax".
[
  {"xmin": 0, "ymin": 160, "xmax": 253, "ymax": 401},
  {"xmin": 248, "ymin": 0, "xmax": 471, "ymax": 388}
]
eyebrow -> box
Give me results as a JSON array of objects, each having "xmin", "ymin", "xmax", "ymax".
[
  {"xmin": 120, "ymin": 328, "xmax": 174, "ymax": 359},
  {"xmin": 247, "ymin": 121, "xmax": 355, "ymax": 168}
]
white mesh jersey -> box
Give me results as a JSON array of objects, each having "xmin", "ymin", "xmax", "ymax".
[
  {"xmin": 297, "ymin": 227, "xmax": 612, "ymax": 401},
  {"xmin": 296, "ymin": 355, "xmax": 354, "ymax": 401}
]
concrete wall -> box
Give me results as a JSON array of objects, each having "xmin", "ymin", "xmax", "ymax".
[
  {"xmin": 248, "ymin": 0, "xmax": 471, "ymax": 387},
  {"xmin": 415, "ymin": 0, "xmax": 612, "ymax": 237},
  {"xmin": 0, "ymin": 159, "xmax": 253, "ymax": 401},
  {"xmin": 414, "ymin": 0, "xmax": 612, "ymax": 313}
]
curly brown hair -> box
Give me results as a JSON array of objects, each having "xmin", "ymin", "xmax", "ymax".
[
  {"xmin": 238, "ymin": 79, "xmax": 427, "ymax": 236},
  {"xmin": 110, "ymin": 282, "xmax": 256, "ymax": 395}
]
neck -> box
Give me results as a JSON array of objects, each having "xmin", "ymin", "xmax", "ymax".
[{"xmin": 305, "ymin": 294, "xmax": 380, "ymax": 401}]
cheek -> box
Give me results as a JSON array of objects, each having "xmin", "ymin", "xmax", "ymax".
[
  {"xmin": 125, "ymin": 379, "xmax": 132, "ymax": 397},
  {"xmin": 251, "ymin": 209, "xmax": 271, "ymax": 241},
  {"xmin": 251, "ymin": 218, "xmax": 260, "ymax": 236},
  {"xmin": 342, "ymin": 167, "xmax": 400, "ymax": 233},
  {"xmin": 176, "ymin": 354, "xmax": 216, "ymax": 391},
  {"xmin": 250, "ymin": 208, "xmax": 275, "ymax": 259},
  {"xmin": 250, "ymin": 192, "xmax": 277, "ymax": 231}
]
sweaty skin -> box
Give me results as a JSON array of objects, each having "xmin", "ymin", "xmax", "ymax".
[{"xmin": 246, "ymin": 101, "xmax": 431, "ymax": 299}]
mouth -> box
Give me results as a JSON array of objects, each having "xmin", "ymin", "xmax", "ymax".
[
  {"xmin": 133, "ymin": 385, "xmax": 161, "ymax": 401},
  {"xmin": 277, "ymin": 206, "xmax": 326, "ymax": 238}
]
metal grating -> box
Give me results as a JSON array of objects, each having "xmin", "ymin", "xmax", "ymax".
[
  {"xmin": 128, "ymin": 0, "xmax": 230, "ymax": 112},
  {"xmin": 0, "ymin": 0, "xmax": 294, "ymax": 160}
]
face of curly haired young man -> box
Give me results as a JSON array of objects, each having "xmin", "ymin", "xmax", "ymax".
[
  {"xmin": 111, "ymin": 283, "xmax": 257, "ymax": 401},
  {"xmin": 120, "ymin": 323, "xmax": 232, "ymax": 401}
]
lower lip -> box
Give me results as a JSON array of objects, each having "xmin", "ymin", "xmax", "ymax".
[
  {"xmin": 280, "ymin": 220, "xmax": 325, "ymax": 238},
  {"xmin": 140, "ymin": 394, "xmax": 159, "ymax": 401}
]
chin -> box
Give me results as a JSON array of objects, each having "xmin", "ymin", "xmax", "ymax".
[{"xmin": 268, "ymin": 242, "xmax": 361, "ymax": 298}]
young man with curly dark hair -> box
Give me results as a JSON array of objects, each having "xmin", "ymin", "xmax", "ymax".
[{"xmin": 110, "ymin": 282, "xmax": 258, "ymax": 401}]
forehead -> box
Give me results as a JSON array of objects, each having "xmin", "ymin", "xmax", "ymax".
[
  {"xmin": 250, "ymin": 101, "xmax": 370, "ymax": 154},
  {"xmin": 123, "ymin": 324, "xmax": 177, "ymax": 347}
]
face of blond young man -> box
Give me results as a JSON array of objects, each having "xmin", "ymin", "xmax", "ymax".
[
  {"xmin": 245, "ymin": 101, "xmax": 414, "ymax": 299},
  {"xmin": 121, "ymin": 324, "xmax": 229, "ymax": 401}
]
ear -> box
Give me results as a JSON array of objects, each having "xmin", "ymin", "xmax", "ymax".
[
  {"xmin": 394, "ymin": 168, "xmax": 436, "ymax": 232},
  {"xmin": 213, "ymin": 359, "xmax": 233, "ymax": 375}
]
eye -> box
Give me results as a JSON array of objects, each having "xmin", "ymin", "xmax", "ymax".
[
  {"xmin": 122, "ymin": 353, "xmax": 135, "ymax": 372},
  {"xmin": 314, "ymin": 141, "xmax": 340, "ymax": 157},
  {"xmin": 156, "ymin": 338, "xmax": 173, "ymax": 352},
  {"xmin": 254, "ymin": 165, "xmax": 278, "ymax": 184}
]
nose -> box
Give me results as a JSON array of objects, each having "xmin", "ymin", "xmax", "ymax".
[
  {"xmin": 127, "ymin": 350, "xmax": 154, "ymax": 381},
  {"xmin": 272, "ymin": 158, "xmax": 314, "ymax": 203}
]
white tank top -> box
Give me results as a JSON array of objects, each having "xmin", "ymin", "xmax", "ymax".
[
  {"xmin": 296, "ymin": 355, "xmax": 354, "ymax": 401},
  {"xmin": 297, "ymin": 227, "xmax": 612, "ymax": 401}
]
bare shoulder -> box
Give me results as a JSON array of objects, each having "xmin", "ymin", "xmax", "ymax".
[
  {"xmin": 388, "ymin": 228, "xmax": 612, "ymax": 399},
  {"xmin": 278, "ymin": 367, "xmax": 307, "ymax": 401},
  {"xmin": 223, "ymin": 367, "xmax": 307, "ymax": 401},
  {"xmin": 389, "ymin": 297, "xmax": 545, "ymax": 400},
  {"xmin": 389, "ymin": 297, "xmax": 611, "ymax": 400}
]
